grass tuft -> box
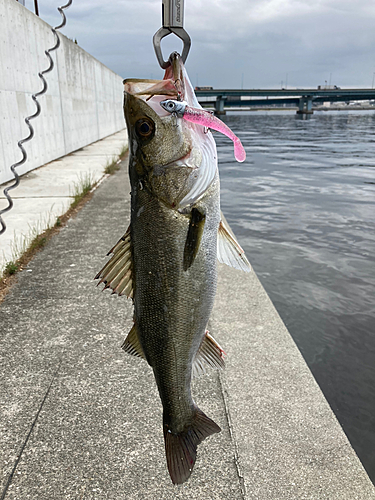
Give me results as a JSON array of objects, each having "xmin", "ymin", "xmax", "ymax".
[
  {"xmin": 104, "ymin": 143, "xmax": 128, "ymax": 176},
  {"xmin": 29, "ymin": 235, "xmax": 47, "ymax": 251},
  {"xmin": 119, "ymin": 143, "xmax": 128, "ymax": 158},
  {"xmin": 4, "ymin": 261, "xmax": 18, "ymax": 276},
  {"xmin": 70, "ymin": 172, "xmax": 95, "ymax": 209},
  {"xmin": 104, "ymin": 156, "xmax": 121, "ymax": 175}
]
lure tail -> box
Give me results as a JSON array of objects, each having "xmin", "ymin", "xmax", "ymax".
[
  {"xmin": 233, "ymin": 137, "xmax": 246, "ymax": 162},
  {"xmin": 160, "ymin": 99, "xmax": 246, "ymax": 162}
]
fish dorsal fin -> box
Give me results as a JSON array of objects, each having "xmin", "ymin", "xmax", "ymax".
[
  {"xmin": 192, "ymin": 331, "xmax": 226, "ymax": 378},
  {"xmin": 183, "ymin": 208, "xmax": 206, "ymax": 271},
  {"xmin": 121, "ymin": 324, "xmax": 146, "ymax": 359},
  {"xmin": 95, "ymin": 226, "xmax": 134, "ymax": 298},
  {"xmin": 217, "ymin": 213, "xmax": 251, "ymax": 273}
]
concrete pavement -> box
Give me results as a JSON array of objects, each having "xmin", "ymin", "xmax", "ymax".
[
  {"xmin": 0, "ymin": 129, "xmax": 128, "ymax": 274},
  {"xmin": 0, "ymin": 139, "xmax": 375, "ymax": 498}
]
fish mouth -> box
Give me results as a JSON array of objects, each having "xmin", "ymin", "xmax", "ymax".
[{"xmin": 123, "ymin": 53, "xmax": 186, "ymax": 118}]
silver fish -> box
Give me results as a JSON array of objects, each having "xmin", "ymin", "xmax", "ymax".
[{"xmin": 96, "ymin": 53, "xmax": 250, "ymax": 484}]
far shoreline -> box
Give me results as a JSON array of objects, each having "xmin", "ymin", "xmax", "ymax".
[{"xmin": 213, "ymin": 106, "xmax": 375, "ymax": 114}]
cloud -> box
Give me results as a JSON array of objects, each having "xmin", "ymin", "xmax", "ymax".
[{"xmin": 29, "ymin": 0, "xmax": 375, "ymax": 88}]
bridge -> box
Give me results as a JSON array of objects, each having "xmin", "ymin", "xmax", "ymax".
[{"xmin": 194, "ymin": 88, "xmax": 375, "ymax": 114}]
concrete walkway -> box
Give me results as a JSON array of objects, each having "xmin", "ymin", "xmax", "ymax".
[
  {"xmin": 0, "ymin": 137, "xmax": 374, "ymax": 499},
  {"xmin": 0, "ymin": 129, "xmax": 128, "ymax": 274}
]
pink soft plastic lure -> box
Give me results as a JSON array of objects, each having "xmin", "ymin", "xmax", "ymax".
[{"xmin": 160, "ymin": 99, "xmax": 246, "ymax": 162}]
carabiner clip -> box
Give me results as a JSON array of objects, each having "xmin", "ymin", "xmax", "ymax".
[{"xmin": 153, "ymin": 0, "xmax": 191, "ymax": 69}]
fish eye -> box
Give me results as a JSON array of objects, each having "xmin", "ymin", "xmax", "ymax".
[
  {"xmin": 135, "ymin": 118, "xmax": 154, "ymax": 138},
  {"xmin": 167, "ymin": 102, "xmax": 175, "ymax": 110}
]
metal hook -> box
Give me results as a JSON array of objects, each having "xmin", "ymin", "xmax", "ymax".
[
  {"xmin": 153, "ymin": 0, "xmax": 191, "ymax": 69},
  {"xmin": 171, "ymin": 112, "xmax": 180, "ymax": 127}
]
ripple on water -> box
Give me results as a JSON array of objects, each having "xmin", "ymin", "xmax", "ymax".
[{"xmin": 217, "ymin": 110, "xmax": 375, "ymax": 482}]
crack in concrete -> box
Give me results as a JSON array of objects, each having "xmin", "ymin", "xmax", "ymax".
[
  {"xmin": 0, "ymin": 361, "xmax": 61, "ymax": 500},
  {"xmin": 219, "ymin": 371, "xmax": 247, "ymax": 500}
]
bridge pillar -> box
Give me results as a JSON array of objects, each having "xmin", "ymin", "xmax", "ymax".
[
  {"xmin": 297, "ymin": 97, "xmax": 313, "ymax": 115},
  {"xmin": 215, "ymin": 96, "xmax": 226, "ymax": 115}
]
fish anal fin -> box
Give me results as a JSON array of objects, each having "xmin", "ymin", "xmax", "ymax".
[
  {"xmin": 121, "ymin": 324, "xmax": 145, "ymax": 360},
  {"xmin": 183, "ymin": 208, "xmax": 206, "ymax": 271},
  {"xmin": 164, "ymin": 407, "xmax": 221, "ymax": 485},
  {"xmin": 192, "ymin": 330, "xmax": 226, "ymax": 378},
  {"xmin": 217, "ymin": 213, "xmax": 251, "ymax": 273}
]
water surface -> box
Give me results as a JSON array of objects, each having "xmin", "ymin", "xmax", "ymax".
[{"xmin": 217, "ymin": 110, "xmax": 375, "ymax": 482}]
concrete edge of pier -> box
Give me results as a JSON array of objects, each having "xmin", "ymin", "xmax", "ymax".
[
  {"xmin": 0, "ymin": 130, "xmax": 374, "ymax": 499},
  {"xmin": 212, "ymin": 264, "xmax": 375, "ymax": 498}
]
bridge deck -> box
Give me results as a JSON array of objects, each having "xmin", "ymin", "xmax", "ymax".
[
  {"xmin": 195, "ymin": 88, "xmax": 375, "ymax": 98},
  {"xmin": 195, "ymin": 89, "xmax": 375, "ymax": 111}
]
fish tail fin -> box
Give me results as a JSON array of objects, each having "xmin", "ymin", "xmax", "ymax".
[{"xmin": 163, "ymin": 407, "xmax": 221, "ymax": 485}]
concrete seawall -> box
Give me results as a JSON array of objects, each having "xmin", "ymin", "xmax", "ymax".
[
  {"xmin": 0, "ymin": 136, "xmax": 374, "ymax": 498},
  {"xmin": 0, "ymin": 0, "xmax": 124, "ymax": 185}
]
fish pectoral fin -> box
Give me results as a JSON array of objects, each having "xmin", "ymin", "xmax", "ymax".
[
  {"xmin": 121, "ymin": 324, "xmax": 146, "ymax": 360},
  {"xmin": 192, "ymin": 331, "xmax": 226, "ymax": 378},
  {"xmin": 183, "ymin": 208, "xmax": 206, "ymax": 271},
  {"xmin": 217, "ymin": 212, "xmax": 252, "ymax": 273},
  {"xmin": 94, "ymin": 226, "xmax": 134, "ymax": 298},
  {"xmin": 164, "ymin": 407, "xmax": 220, "ymax": 485}
]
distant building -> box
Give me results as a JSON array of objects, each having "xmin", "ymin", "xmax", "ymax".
[{"xmin": 317, "ymin": 85, "xmax": 341, "ymax": 90}]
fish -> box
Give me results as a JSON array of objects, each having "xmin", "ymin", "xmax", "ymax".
[{"xmin": 95, "ymin": 52, "xmax": 251, "ymax": 484}]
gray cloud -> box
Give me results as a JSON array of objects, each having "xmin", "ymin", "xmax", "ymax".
[{"xmin": 29, "ymin": 0, "xmax": 375, "ymax": 88}]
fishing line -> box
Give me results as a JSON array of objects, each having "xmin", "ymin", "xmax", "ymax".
[{"xmin": 0, "ymin": 0, "xmax": 73, "ymax": 236}]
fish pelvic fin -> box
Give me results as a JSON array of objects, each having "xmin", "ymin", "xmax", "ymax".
[
  {"xmin": 192, "ymin": 330, "xmax": 226, "ymax": 378},
  {"xmin": 95, "ymin": 226, "xmax": 134, "ymax": 298},
  {"xmin": 217, "ymin": 212, "xmax": 251, "ymax": 273},
  {"xmin": 183, "ymin": 208, "xmax": 206, "ymax": 271},
  {"xmin": 164, "ymin": 407, "xmax": 221, "ymax": 485},
  {"xmin": 121, "ymin": 324, "xmax": 146, "ymax": 360}
]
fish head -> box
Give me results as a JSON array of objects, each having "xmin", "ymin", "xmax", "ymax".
[
  {"xmin": 124, "ymin": 92, "xmax": 193, "ymax": 171},
  {"xmin": 123, "ymin": 54, "xmax": 217, "ymax": 209}
]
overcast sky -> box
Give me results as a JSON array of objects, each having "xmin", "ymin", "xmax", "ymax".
[{"xmin": 27, "ymin": 0, "xmax": 375, "ymax": 89}]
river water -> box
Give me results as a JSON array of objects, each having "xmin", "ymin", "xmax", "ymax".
[{"xmin": 217, "ymin": 110, "xmax": 375, "ymax": 482}]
